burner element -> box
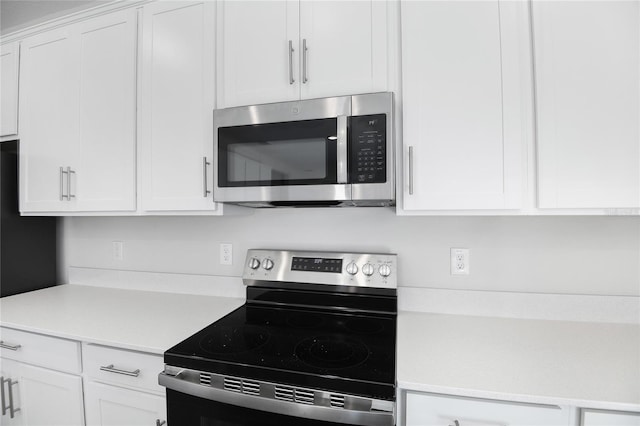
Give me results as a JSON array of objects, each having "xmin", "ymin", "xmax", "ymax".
[
  {"xmin": 295, "ymin": 336, "xmax": 369, "ymax": 369},
  {"xmin": 199, "ymin": 326, "xmax": 270, "ymax": 354}
]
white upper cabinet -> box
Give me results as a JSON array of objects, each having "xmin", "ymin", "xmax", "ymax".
[
  {"xmin": 19, "ymin": 8, "xmax": 137, "ymax": 214},
  {"xmin": 139, "ymin": 1, "xmax": 221, "ymax": 213},
  {"xmin": 532, "ymin": 1, "xmax": 640, "ymax": 211},
  {"xmin": 75, "ymin": 10, "xmax": 137, "ymax": 212},
  {"xmin": 216, "ymin": 0, "xmax": 299, "ymax": 107},
  {"xmin": 400, "ymin": 1, "xmax": 530, "ymax": 212},
  {"xmin": 298, "ymin": 1, "xmax": 388, "ymax": 100},
  {"xmin": 19, "ymin": 26, "xmax": 80, "ymax": 212},
  {"xmin": 1, "ymin": 42, "xmax": 20, "ymax": 139},
  {"xmin": 217, "ymin": 0, "xmax": 389, "ymax": 108}
]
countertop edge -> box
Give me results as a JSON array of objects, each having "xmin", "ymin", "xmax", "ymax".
[
  {"xmin": 0, "ymin": 321, "xmax": 168, "ymax": 355},
  {"xmin": 397, "ymin": 381, "xmax": 640, "ymax": 413}
]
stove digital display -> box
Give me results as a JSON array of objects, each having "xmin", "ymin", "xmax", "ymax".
[{"xmin": 291, "ymin": 257, "xmax": 343, "ymax": 273}]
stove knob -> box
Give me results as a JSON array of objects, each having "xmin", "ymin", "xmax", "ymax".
[
  {"xmin": 362, "ymin": 263, "xmax": 374, "ymax": 276},
  {"xmin": 346, "ymin": 262, "xmax": 359, "ymax": 275},
  {"xmin": 248, "ymin": 258, "xmax": 261, "ymax": 270},
  {"xmin": 378, "ymin": 264, "xmax": 392, "ymax": 277},
  {"xmin": 263, "ymin": 259, "xmax": 274, "ymax": 270}
]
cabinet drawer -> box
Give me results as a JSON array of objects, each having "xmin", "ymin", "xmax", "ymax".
[
  {"xmin": 83, "ymin": 343, "xmax": 165, "ymax": 394},
  {"xmin": 582, "ymin": 409, "xmax": 640, "ymax": 426},
  {"xmin": 0, "ymin": 327, "xmax": 81, "ymax": 374},
  {"xmin": 405, "ymin": 392, "xmax": 570, "ymax": 426}
]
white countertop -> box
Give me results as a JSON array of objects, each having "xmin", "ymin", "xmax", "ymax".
[
  {"xmin": 2, "ymin": 285, "xmax": 638, "ymax": 412},
  {"xmin": 0, "ymin": 284, "xmax": 244, "ymax": 354},
  {"xmin": 398, "ymin": 311, "xmax": 640, "ymax": 412}
]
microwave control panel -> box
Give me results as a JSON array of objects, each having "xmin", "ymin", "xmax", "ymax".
[{"xmin": 349, "ymin": 114, "xmax": 386, "ymax": 184}]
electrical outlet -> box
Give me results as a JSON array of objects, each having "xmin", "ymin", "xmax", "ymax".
[
  {"xmin": 113, "ymin": 241, "xmax": 124, "ymax": 261},
  {"xmin": 450, "ymin": 248, "xmax": 469, "ymax": 275},
  {"xmin": 220, "ymin": 243, "xmax": 233, "ymax": 265}
]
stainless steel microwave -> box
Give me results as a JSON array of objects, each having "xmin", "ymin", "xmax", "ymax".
[{"xmin": 213, "ymin": 92, "xmax": 394, "ymax": 207}]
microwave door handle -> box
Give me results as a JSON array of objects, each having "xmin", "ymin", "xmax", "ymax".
[{"xmin": 336, "ymin": 115, "xmax": 348, "ymax": 184}]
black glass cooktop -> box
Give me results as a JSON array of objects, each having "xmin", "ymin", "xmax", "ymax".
[{"xmin": 165, "ymin": 298, "xmax": 397, "ymax": 400}]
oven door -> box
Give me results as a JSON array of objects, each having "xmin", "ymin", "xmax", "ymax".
[
  {"xmin": 167, "ymin": 389, "xmax": 386, "ymax": 426},
  {"xmin": 214, "ymin": 96, "xmax": 351, "ymax": 205},
  {"xmin": 160, "ymin": 372, "xmax": 395, "ymax": 426}
]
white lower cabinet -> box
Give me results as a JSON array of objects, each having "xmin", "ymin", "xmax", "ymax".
[
  {"xmin": 0, "ymin": 361, "xmax": 85, "ymax": 426},
  {"xmin": 582, "ymin": 409, "xmax": 640, "ymax": 426},
  {"xmin": 404, "ymin": 392, "xmax": 570, "ymax": 426},
  {"xmin": 0, "ymin": 328, "xmax": 84, "ymax": 425},
  {"xmin": 82, "ymin": 344, "xmax": 167, "ymax": 426},
  {"xmin": 84, "ymin": 382, "xmax": 166, "ymax": 426}
]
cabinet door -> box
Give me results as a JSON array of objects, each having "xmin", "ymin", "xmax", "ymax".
[
  {"xmin": 582, "ymin": 409, "xmax": 640, "ymax": 426},
  {"xmin": 216, "ymin": 0, "xmax": 299, "ymax": 108},
  {"xmin": 0, "ymin": 359, "xmax": 23, "ymax": 426},
  {"xmin": 1, "ymin": 42, "xmax": 20, "ymax": 138},
  {"xmin": 84, "ymin": 381, "xmax": 166, "ymax": 426},
  {"xmin": 405, "ymin": 392, "xmax": 570, "ymax": 426},
  {"xmin": 2, "ymin": 361, "xmax": 85, "ymax": 426},
  {"xmin": 533, "ymin": 1, "xmax": 640, "ymax": 210},
  {"xmin": 75, "ymin": 9, "xmax": 137, "ymax": 212},
  {"xmin": 140, "ymin": 1, "xmax": 220, "ymax": 211},
  {"xmin": 401, "ymin": 1, "xmax": 528, "ymax": 212},
  {"xmin": 299, "ymin": 1, "xmax": 388, "ymax": 99},
  {"xmin": 19, "ymin": 27, "xmax": 80, "ymax": 212}
]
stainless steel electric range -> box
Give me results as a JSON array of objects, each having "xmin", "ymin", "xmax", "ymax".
[{"xmin": 159, "ymin": 249, "xmax": 398, "ymax": 426}]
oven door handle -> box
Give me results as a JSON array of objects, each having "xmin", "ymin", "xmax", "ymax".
[
  {"xmin": 159, "ymin": 372, "xmax": 394, "ymax": 426},
  {"xmin": 336, "ymin": 115, "xmax": 348, "ymax": 184}
]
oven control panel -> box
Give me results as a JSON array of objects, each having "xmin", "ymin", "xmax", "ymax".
[{"xmin": 242, "ymin": 249, "xmax": 397, "ymax": 289}]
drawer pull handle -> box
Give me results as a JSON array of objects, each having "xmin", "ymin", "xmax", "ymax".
[
  {"xmin": 156, "ymin": 420, "xmax": 166, "ymax": 426},
  {"xmin": 449, "ymin": 421, "xmax": 460, "ymax": 426},
  {"xmin": 0, "ymin": 341, "xmax": 22, "ymax": 351},
  {"xmin": 100, "ymin": 364, "xmax": 140, "ymax": 377}
]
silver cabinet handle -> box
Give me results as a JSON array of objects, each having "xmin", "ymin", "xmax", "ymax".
[
  {"xmin": 302, "ymin": 38, "xmax": 308, "ymax": 84},
  {"xmin": 7, "ymin": 379, "xmax": 19, "ymax": 418},
  {"xmin": 156, "ymin": 420, "xmax": 166, "ymax": 426},
  {"xmin": 288, "ymin": 40, "xmax": 295, "ymax": 85},
  {"xmin": 0, "ymin": 341, "xmax": 21, "ymax": 351},
  {"xmin": 1, "ymin": 378, "xmax": 20, "ymax": 419},
  {"xmin": 449, "ymin": 421, "xmax": 460, "ymax": 426},
  {"xmin": 60, "ymin": 167, "xmax": 68, "ymax": 200},
  {"xmin": 67, "ymin": 166, "xmax": 76, "ymax": 199},
  {"xmin": 100, "ymin": 364, "xmax": 140, "ymax": 377},
  {"xmin": 408, "ymin": 146, "xmax": 414, "ymax": 195},
  {"xmin": 203, "ymin": 157, "xmax": 211, "ymax": 198},
  {"xmin": 1, "ymin": 376, "xmax": 7, "ymax": 416}
]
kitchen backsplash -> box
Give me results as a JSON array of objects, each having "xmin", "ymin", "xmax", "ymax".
[{"xmin": 61, "ymin": 209, "xmax": 640, "ymax": 297}]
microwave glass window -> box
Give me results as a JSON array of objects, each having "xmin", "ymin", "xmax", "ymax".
[
  {"xmin": 218, "ymin": 118, "xmax": 338, "ymax": 187},
  {"xmin": 227, "ymin": 138, "xmax": 326, "ymax": 183}
]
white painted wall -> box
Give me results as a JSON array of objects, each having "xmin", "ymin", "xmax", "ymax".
[
  {"xmin": 61, "ymin": 209, "xmax": 640, "ymax": 297},
  {"xmin": 0, "ymin": 0, "xmax": 110, "ymax": 35}
]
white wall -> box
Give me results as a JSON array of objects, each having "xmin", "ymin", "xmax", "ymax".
[
  {"xmin": 0, "ymin": 0, "xmax": 110, "ymax": 35},
  {"xmin": 61, "ymin": 209, "xmax": 640, "ymax": 297}
]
